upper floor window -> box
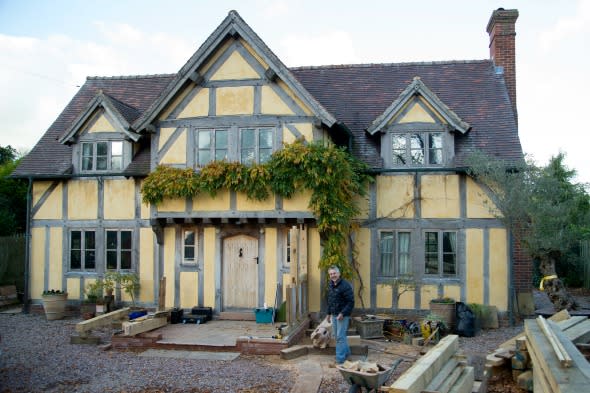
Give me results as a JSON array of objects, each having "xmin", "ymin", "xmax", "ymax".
[
  {"xmin": 240, "ymin": 127, "xmax": 274, "ymax": 164},
  {"xmin": 106, "ymin": 230, "xmax": 133, "ymax": 270},
  {"xmin": 81, "ymin": 141, "xmax": 123, "ymax": 171},
  {"xmin": 196, "ymin": 128, "xmax": 228, "ymax": 167},
  {"xmin": 70, "ymin": 230, "xmax": 96, "ymax": 270},
  {"xmin": 379, "ymin": 231, "xmax": 411, "ymax": 277},
  {"xmin": 424, "ymin": 231, "xmax": 457, "ymax": 276},
  {"xmin": 391, "ymin": 132, "xmax": 443, "ymax": 166},
  {"xmin": 183, "ymin": 229, "xmax": 198, "ymax": 265}
]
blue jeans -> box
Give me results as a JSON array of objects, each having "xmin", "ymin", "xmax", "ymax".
[{"xmin": 332, "ymin": 315, "xmax": 351, "ymax": 363}]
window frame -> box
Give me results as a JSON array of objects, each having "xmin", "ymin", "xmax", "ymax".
[
  {"xmin": 424, "ymin": 230, "xmax": 457, "ymax": 277},
  {"xmin": 378, "ymin": 230, "xmax": 412, "ymax": 278},
  {"xmin": 69, "ymin": 229, "xmax": 96, "ymax": 271},
  {"xmin": 239, "ymin": 126, "xmax": 275, "ymax": 165},
  {"xmin": 383, "ymin": 123, "xmax": 452, "ymax": 168},
  {"xmin": 80, "ymin": 140, "xmax": 125, "ymax": 172},
  {"xmin": 195, "ymin": 128, "xmax": 229, "ymax": 167},
  {"xmin": 182, "ymin": 228, "xmax": 198, "ymax": 265},
  {"xmin": 105, "ymin": 229, "xmax": 134, "ymax": 271}
]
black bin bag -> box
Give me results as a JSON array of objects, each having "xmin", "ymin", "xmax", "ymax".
[{"xmin": 456, "ymin": 301, "xmax": 476, "ymax": 337}]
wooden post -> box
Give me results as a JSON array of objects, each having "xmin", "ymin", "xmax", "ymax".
[
  {"xmin": 158, "ymin": 276, "xmax": 166, "ymax": 311},
  {"xmin": 298, "ymin": 224, "xmax": 307, "ymax": 282}
]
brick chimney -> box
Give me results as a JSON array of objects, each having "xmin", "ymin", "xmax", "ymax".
[{"xmin": 487, "ymin": 8, "xmax": 519, "ymax": 120}]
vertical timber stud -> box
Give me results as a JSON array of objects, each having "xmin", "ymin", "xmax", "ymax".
[
  {"xmin": 158, "ymin": 276, "xmax": 166, "ymax": 311},
  {"xmin": 298, "ymin": 224, "xmax": 307, "ymax": 282},
  {"xmin": 289, "ymin": 226, "xmax": 298, "ymax": 282}
]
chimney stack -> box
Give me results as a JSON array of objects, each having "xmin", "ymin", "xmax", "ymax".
[{"xmin": 487, "ymin": 8, "xmax": 519, "ymax": 120}]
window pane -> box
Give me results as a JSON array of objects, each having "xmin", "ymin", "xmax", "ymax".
[
  {"xmin": 410, "ymin": 134, "xmax": 424, "ymax": 164},
  {"xmin": 380, "ymin": 232, "xmax": 394, "ymax": 276},
  {"xmin": 96, "ymin": 142, "xmax": 108, "ymax": 156},
  {"xmin": 85, "ymin": 231, "xmax": 95, "ymax": 250},
  {"xmin": 259, "ymin": 149, "xmax": 272, "ymax": 163},
  {"xmin": 106, "ymin": 231, "xmax": 117, "ymax": 249},
  {"xmin": 107, "ymin": 250, "xmax": 117, "ymax": 270},
  {"xmin": 241, "ymin": 149, "xmax": 255, "ymax": 164},
  {"xmin": 85, "ymin": 250, "xmax": 96, "ymax": 269},
  {"xmin": 424, "ymin": 232, "xmax": 439, "ymax": 274},
  {"xmin": 70, "ymin": 250, "xmax": 81, "ymax": 269},
  {"xmin": 82, "ymin": 143, "xmax": 93, "ymax": 156},
  {"xmin": 111, "ymin": 156, "xmax": 122, "ymax": 170},
  {"xmin": 184, "ymin": 247, "xmax": 195, "ymax": 260},
  {"xmin": 120, "ymin": 251, "xmax": 132, "ymax": 269},
  {"xmin": 111, "ymin": 141, "xmax": 123, "ymax": 156},
  {"xmin": 71, "ymin": 231, "xmax": 81, "ymax": 250},
  {"xmin": 398, "ymin": 232, "xmax": 411, "ymax": 275},
  {"xmin": 198, "ymin": 131, "xmax": 211, "ymax": 149},
  {"xmin": 96, "ymin": 156, "xmax": 107, "ymax": 170},
  {"xmin": 121, "ymin": 231, "xmax": 132, "ymax": 250},
  {"xmin": 259, "ymin": 128, "xmax": 273, "ymax": 148},
  {"xmin": 184, "ymin": 231, "xmax": 195, "ymax": 246},
  {"xmin": 82, "ymin": 157, "xmax": 93, "ymax": 170},
  {"xmin": 429, "ymin": 133, "xmax": 443, "ymax": 164},
  {"xmin": 199, "ymin": 151, "xmax": 211, "ymax": 166},
  {"xmin": 216, "ymin": 129, "xmax": 228, "ymax": 148},
  {"xmin": 392, "ymin": 135, "xmax": 406, "ymax": 165},
  {"xmin": 442, "ymin": 232, "xmax": 457, "ymax": 275},
  {"xmin": 241, "ymin": 129, "xmax": 255, "ymax": 148}
]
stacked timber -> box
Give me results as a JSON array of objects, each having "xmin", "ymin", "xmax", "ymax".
[{"xmin": 384, "ymin": 335, "xmax": 478, "ymax": 393}]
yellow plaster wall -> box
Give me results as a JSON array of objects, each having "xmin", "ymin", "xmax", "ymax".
[
  {"xmin": 210, "ymin": 50, "xmax": 259, "ymax": 80},
  {"xmin": 283, "ymin": 123, "xmax": 314, "ymax": 144},
  {"xmin": 33, "ymin": 181, "xmax": 63, "ymax": 220},
  {"xmin": 489, "ymin": 228, "xmax": 508, "ymax": 311},
  {"xmin": 159, "ymin": 129, "xmax": 187, "ymax": 164},
  {"xmin": 421, "ymin": 175, "xmax": 460, "ymax": 218},
  {"xmin": 139, "ymin": 228, "xmax": 154, "ymax": 303},
  {"xmin": 466, "ymin": 229, "xmax": 484, "ymax": 305},
  {"xmin": 236, "ymin": 192, "xmax": 274, "ymax": 211},
  {"xmin": 30, "ymin": 227, "xmax": 44, "ymax": 299},
  {"xmin": 67, "ymin": 277, "xmax": 81, "ymax": 299},
  {"xmin": 68, "ymin": 180, "xmax": 98, "ymax": 220},
  {"xmin": 163, "ymin": 228, "xmax": 176, "ymax": 308},
  {"xmin": 141, "ymin": 199, "xmax": 151, "ymax": 220},
  {"xmin": 307, "ymin": 228, "xmax": 322, "ymax": 312},
  {"xmin": 216, "ymin": 86, "xmax": 254, "ymax": 115},
  {"xmin": 261, "ymin": 86, "xmax": 295, "ymax": 115},
  {"xmin": 264, "ymin": 228, "xmax": 278, "ymax": 307},
  {"xmin": 193, "ymin": 190, "xmax": 230, "ymax": 211},
  {"xmin": 399, "ymin": 289, "xmax": 415, "ymax": 309},
  {"xmin": 241, "ymin": 39, "xmax": 268, "ymax": 69},
  {"xmin": 398, "ymin": 102, "xmax": 436, "ymax": 123},
  {"xmin": 104, "ymin": 179, "xmax": 135, "ymax": 220},
  {"xmin": 180, "ymin": 271, "xmax": 198, "ymax": 308},
  {"xmin": 178, "ymin": 88, "xmax": 209, "ymax": 118},
  {"xmin": 466, "ymin": 177, "xmax": 497, "ymax": 219},
  {"xmin": 87, "ymin": 113, "xmax": 115, "ymax": 132},
  {"xmin": 376, "ymin": 175, "xmax": 415, "ymax": 219},
  {"xmin": 277, "ymin": 80, "xmax": 312, "ymax": 115},
  {"xmin": 199, "ymin": 38, "xmax": 234, "ymax": 75},
  {"xmin": 444, "ymin": 285, "xmax": 461, "ymax": 302},
  {"xmin": 159, "ymin": 128, "xmax": 176, "ymax": 150},
  {"xmin": 159, "ymin": 84, "xmax": 192, "ymax": 120},
  {"xmin": 420, "ymin": 285, "xmax": 438, "ymax": 309},
  {"xmin": 158, "ymin": 198, "xmax": 185, "ymax": 212},
  {"xmin": 282, "ymin": 190, "xmax": 311, "ymax": 211},
  {"xmin": 353, "ymin": 193, "xmax": 370, "ymax": 220},
  {"xmin": 355, "ymin": 229, "xmax": 371, "ymax": 308},
  {"xmin": 203, "ymin": 227, "xmax": 217, "ymax": 308},
  {"xmin": 48, "ymin": 227, "xmax": 63, "ymax": 291},
  {"xmin": 376, "ymin": 284, "xmax": 392, "ymax": 308}
]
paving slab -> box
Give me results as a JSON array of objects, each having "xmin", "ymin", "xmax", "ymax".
[{"xmin": 138, "ymin": 349, "xmax": 240, "ymax": 361}]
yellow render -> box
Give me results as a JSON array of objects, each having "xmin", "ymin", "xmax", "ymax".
[
  {"xmin": 397, "ymin": 101, "xmax": 437, "ymax": 123},
  {"xmin": 261, "ymin": 86, "xmax": 295, "ymax": 115},
  {"xmin": 210, "ymin": 50, "xmax": 260, "ymax": 80},
  {"xmin": 32, "ymin": 181, "xmax": 62, "ymax": 220},
  {"xmin": 87, "ymin": 112, "xmax": 115, "ymax": 132},
  {"xmin": 163, "ymin": 228, "xmax": 176, "ymax": 308},
  {"xmin": 180, "ymin": 272, "xmax": 198, "ymax": 308},
  {"xmin": 465, "ymin": 229, "xmax": 484, "ymax": 304},
  {"xmin": 30, "ymin": 227, "xmax": 44, "ymax": 299},
  {"xmin": 466, "ymin": 177, "xmax": 498, "ymax": 218},
  {"xmin": 159, "ymin": 129, "xmax": 187, "ymax": 165},
  {"xmin": 192, "ymin": 190, "xmax": 230, "ymax": 211},
  {"xmin": 236, "ymin": 192, "xmax": 274, "ymax": 211},
  {"xmin": 203, "ymin": 228, "xmax": 217, "ymax": 308},
  {"xmin": 376, "ymin": 175, "xmax": 414, "ymax": 219},
  {"xmin": 158, "ymin": 198, "xmax": 186, "ymax": 213},
  {"xmin": 283, "ymin": 123, "xmax": 313, "ymax": 144},
  {"xmin": 489, "ymin": 228, "xmax": 508, "ymax": 311},
  {"xmin": 421, "ymin": 175, "xmax": 460, "ymax": 218},
  {"xmin": 277, "ymin": 80, "xmax": 312, "ymax": 115},
  {"xmin": 139, "ymin": 228, "xmax": 154, "ymax": 303},
  {"xmin": 420, "ymin": 285, "xmax": 438, "ymax": 309},
  {"xmin": 376, "ymin": 284, "xmax": 393, "ymax": 308},
  {"xmin": 48, "ymin": 227, "xmax": 63, "ymax": 291},
  {"xmin": 264, "ymin": 228, "xmax": 278, "ymax": 307},
  {"xmin": 68, "ymin": 180, "xmax": 98, "ymax": 220},
  {"xmin": 216, "ymin": 86, "xmax": 254, "ymax": 115},
  {"xmin": 307, "ymin": 228, "xmax": 322, "ymax": 312},
  {"xmin": 282, "ymin": 190, "xmax": 311, "ymax": 211},
  {"xmin": 178, "ymin": 88, "xmax": 209, "ymax": 118},
  {"xmin": 67, "ymin": 278, "xmax": 81, "ymax": 299},
  {"xmin": 354, "ymin": 229, "xmax": 371, "ymax": 308},
  {"xmin": 103, "ymin": 179, "xmax": 135, "ymax": 219}
]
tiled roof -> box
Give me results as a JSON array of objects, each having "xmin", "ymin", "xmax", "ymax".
[
  {"xmin": 13, "ymin": 60, "xmax": 521, "ymax": 177},
  {"xmin": 290, "ymin": 60, "xmax": 521, "ymax": 168},
  {"xmin": 12, "ymin": 74, "xmax": 174, "ymax": 177}
]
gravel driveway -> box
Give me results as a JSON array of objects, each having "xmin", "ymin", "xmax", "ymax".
[{"xmin": 0, "ymin": 311, "xmax": 525, "ymax": 393}]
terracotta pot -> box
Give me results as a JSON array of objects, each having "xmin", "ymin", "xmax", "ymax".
[{"xmin": 42, "ymin": 293, "xmax": 68, "ymax": 320}]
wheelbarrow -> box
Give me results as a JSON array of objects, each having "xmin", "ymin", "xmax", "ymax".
[{"xmin": 337, "ymin": 357, "xmax": 403, "ymax": 392}]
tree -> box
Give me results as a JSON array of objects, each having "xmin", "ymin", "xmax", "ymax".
[
  {"xmin": 0, "ymin": 145, "xmax": 27, "ymax": 235},
  {"xmin": 467, "ymin": 152, "xmax": 590, "ymax": 311}
]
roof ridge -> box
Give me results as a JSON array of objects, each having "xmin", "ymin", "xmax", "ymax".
[
  {"xmin": 289, "ymin": 59, "xmax": 490, "ymax": 71},
  {"xmin": 87, "ymin": 73, "xmax": 175, "ymax": 80}
]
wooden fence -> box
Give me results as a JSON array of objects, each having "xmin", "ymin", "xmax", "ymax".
[
  {"xmin": 285, "ymin": 280, "xmax": 308, "ymax": 327},
  {"xmin": 0, "ymin": 234, "xmax": 26, "ymax": 290},
  {"xmin": 582, "ymin": 240, "xmax": 590, "ymax": 289}
]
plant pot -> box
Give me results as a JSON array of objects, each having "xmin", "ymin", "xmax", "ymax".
[
  {"xmin": 42, "ymin": 293, "xmax": 68, "ymax": 320},
  {"xmin": 96, "ymin": 303, "xmax": 105, "ymax": 315},
  {"xmin": 80, "ymin": 303, "xmax": 96, "ymax": 319},
  {"xmin": 429, "ymin": 301, "xmax": 456, "ymax": 332}
]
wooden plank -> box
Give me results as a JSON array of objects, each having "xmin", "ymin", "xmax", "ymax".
[
  {"xmin": 75, "ymin": 307, "xmax": 130, "ymax": 335},
  {"xmin": 562, "ymin": 319, "xmax": 590, "ymax": 344},
  {"xmin": 123, "ymin": 316, "xmax": 167, "ymax": 336},
  {"xmin": 390, "ymin": 335, "xmax": 459, "ymax": 393},
  {"xmin": 158, "ymin": 276, "xmax": 166, "ymax": 311},
  {"xmin": 537, "ymin": 316, "xmax": 572, "ymax": 367},
  {"xmin": 435, "ymin": 364, "xmax": 464, "ymax": 393},
  {"xmin": 556, "ymin": 315, "xmax": 587, "ymax": 331},
  {"xmin": 448, "ymin": 366, "xmax": 474, "ymax": 393},
  {"xmin": 424, "ymin": 357, "xmax": 459, "ymax": 391},
  {"xmin": 499, "ymin": 309, "xmax": 571, "ymax": 350},
  {"xmin": 298, "ymin": 224, "xmax": 307, "ymax": 281}
]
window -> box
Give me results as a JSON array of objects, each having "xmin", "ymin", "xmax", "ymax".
[
  {"xmin": 240, "ymin": 127, "xmax": 274, "ymax": 164},
  {"xmin": 391, "ymin": 132, "xmax": 443, "ymax": 166},
  {"xmin": 70, "ymin": 230, "xmax": 96, "ymax": 270},
  {"xmin": 424, "ymin": 231, "xmax": 457, "ymax": 276},
  {"xmin": 183, "ymin": 229, "xmax": 197, "ymax": 264},
  {"xmin": 106, "ymin": 230, "xmax": 132, "ymax": 270},
  {"xmin": 196, "ymin": 128, "xmax": 228, "ymax": 167},
  {"xmin": 81, "ymin": 141, "xmax": 124, "ymax": 171},
  {"xmin": 379, "ymin": 231, "xmax": 411, "ymax": 277}
]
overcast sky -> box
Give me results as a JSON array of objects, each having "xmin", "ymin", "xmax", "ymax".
[{"xmin": 1, "ymin": 0, "xmax": 588, "ymax": 184}]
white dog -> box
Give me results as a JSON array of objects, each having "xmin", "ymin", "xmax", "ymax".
[{"xmin": 310, "ymin": 316, "xmax": 332, "ymax": 349}]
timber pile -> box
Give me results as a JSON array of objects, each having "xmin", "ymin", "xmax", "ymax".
[
  {"xmin": 72, "ymin": 307, "xmax": 131, "ymax": 344},
  {"xmin": 0, "ymin": 285, "xmax": 19, "ymax": 307},
  {"xmin": 486, "ymin": 310, "xmax": 590, "ymax": 392},
  {"xmin": 384, "ymin": 335, "xmax": 480, "ymax": 393}
]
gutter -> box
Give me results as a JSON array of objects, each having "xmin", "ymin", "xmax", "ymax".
[
  {"xmin": 23, "ymin": 177, "xmax": 32, "ymax": 314},
  {"xmin": 366, "ymin": 166, "xmax": 470, "ymax": 174}
]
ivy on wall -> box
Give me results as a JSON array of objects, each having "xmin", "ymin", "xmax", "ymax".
[{"xmin": 141, "ymin": 140, "xmax": 373, "ymax": 278}]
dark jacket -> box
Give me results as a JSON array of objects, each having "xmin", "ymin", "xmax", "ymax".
[{"xmin": 327, "ymin": 278, "xmax": 354, "ymax": 316}]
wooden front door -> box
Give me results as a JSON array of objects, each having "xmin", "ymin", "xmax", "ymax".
[{"xmin": 222, "ymin": 234, "xmax": 258, "ymax": 310}]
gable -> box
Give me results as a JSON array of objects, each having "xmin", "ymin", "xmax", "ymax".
[
  {"xmin": 395, "ymin": 98, "xmax": 439, "ymax": 124},
  {"xmin": 86, "ymin": 109, "xmax": 117, "ymax": 133}
]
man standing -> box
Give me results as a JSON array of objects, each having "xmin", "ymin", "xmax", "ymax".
[{"xmin": 327, "ymin": 265, "xmax": 354, "ymax": 365}]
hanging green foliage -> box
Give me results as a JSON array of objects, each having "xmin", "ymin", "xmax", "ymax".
[{"xmin": 141, "ymin": 140, "xmax": 373, "ymax": 278}]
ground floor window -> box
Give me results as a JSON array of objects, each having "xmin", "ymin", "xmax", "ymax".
[
  {"xmin": 424, "ymin": 231, "xmax": 457, "ymax": 276},
  {"xmin": 182, "ymin": 229, "xmax": 197, "ymax": 265},
  {"xmin": 379, "ymin": 231, "xmax": 411, "ymax": 277},
  {"xmin": 70, "ymin": 230, "xmax": 96, "ymax": 270},
  {"xmin": 106, "ymin": 230, "xmax": 133, "ymax": 270}
]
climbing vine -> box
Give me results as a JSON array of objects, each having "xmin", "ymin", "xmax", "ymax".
[{"xmin": 141, "ymin": 140, "xmax": 373, "ymax": 279}]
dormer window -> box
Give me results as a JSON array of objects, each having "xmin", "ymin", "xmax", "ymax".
[
  {"xmin": 81, "ymin": 141, "xmax": 124, "ymax": 171},
  {"xmin": 391, "ymin": 131, "xmax": 443, "ymax": 166}
]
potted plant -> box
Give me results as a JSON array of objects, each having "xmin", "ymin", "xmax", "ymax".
[
  {"xmin": 41, "ymin": 289, "xmax": 68, "ymax": 320},
  {"xmin": 429, "ymin": 297, "xmax": 456, "ymax": 332},
  {"xmin": 105, "ymin": 272, "xmax": 141, "ymax": 308},
  {"xmin": 81, "ymin": 280, "xmax": 101, "ymax": 319}
]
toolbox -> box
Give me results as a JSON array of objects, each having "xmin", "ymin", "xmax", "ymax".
[
  {"xmin": 182, "ymin": 314, "xmax": 207, "ymax": 324},
  {"xmin": 170, "ymin": 308, "xmax": 184, "ymax": 324},
  {"xmin": 191, "ymin": 306, "xmax": 213, "ymax": 321}
]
